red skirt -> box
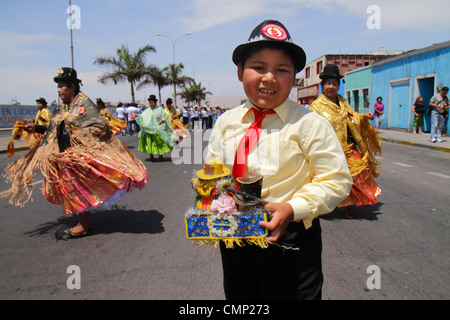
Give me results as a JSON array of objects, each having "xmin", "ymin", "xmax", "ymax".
[{"xmin": 338, "ymin": 149, "xmax": 381, "ymax": 207}]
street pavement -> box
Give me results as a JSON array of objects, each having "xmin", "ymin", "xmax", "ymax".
[{"xmin": 0, "ymin": 127, "xmax": 449, "ymax": 303}]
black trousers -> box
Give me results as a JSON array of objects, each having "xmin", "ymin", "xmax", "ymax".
[{"xmin": 220, "ymin": 218, "xmax": 323, "ymax": 300}]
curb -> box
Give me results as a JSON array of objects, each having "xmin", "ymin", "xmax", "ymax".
[
  {"xmin": 379, "ymin": 137, "xmax": 450, "ymax": 153},
  {"xmin": 0, "ymin": 128, "xmax": 29, "ymax": 154},
  {"xmin": 0, "ymin": 146, "xmax": 29, "ymax": 155}
]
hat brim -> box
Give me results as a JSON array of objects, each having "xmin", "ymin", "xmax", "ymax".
[
  {"xmin": 196, "ymin": 167, "xmax": 231, "ymax": 180},
  {"xmin": 53, "ymin": 76, "xmax": 82, "ymax": 84},
  {"xmin": 232, "ymin": 40, "xmax": 306, "ymax": 72},
  {"xmin": 319, "ymin": 74, "xmax": 343, "ymax": 80}
]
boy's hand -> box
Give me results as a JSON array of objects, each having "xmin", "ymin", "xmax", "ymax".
[{"xmin": 259, "ymin": 202, "xmax": 294, "ymax": 242}]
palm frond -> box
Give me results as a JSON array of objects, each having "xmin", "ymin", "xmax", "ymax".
[{"xmin": 94, "ymin": 43, "xmax": 157, "ymax": 103}]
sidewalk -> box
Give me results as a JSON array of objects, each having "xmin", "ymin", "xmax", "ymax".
[
  {"xmin": 0, "ymin": 128, "xmax": 449, "ymax": 155},
  {"xmin": 0, "ymin": 129, "xmax": 30, "ymax": 155},
  {"xmin": 377, "ymin": 129, "xmax": 450, "ymax": 153}
]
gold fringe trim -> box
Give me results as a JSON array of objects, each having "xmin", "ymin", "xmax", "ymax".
[
  {"xmin": 360, "ymin": 118, "xmax": 382, "ymax": 178},
  {"xmin": 190, "ymin": 236, "xmax": 268, "ymax": 249},
  {"xmin": 341, "ymin": 117, "xmax": 382, "ymax": 178}
]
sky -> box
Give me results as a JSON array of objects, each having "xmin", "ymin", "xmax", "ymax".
[{"xmin": 1, "ymin": 0, "xmax": 450, "ymax": 106}]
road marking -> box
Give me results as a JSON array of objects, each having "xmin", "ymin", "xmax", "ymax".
[
  {"xmin": 426, "ymin": 172, "xmax": 450, "ymax": 179},
  {"xmin": 0, "ymin": 179, "xmax": 43, "ymax": 197},
  {"xmin": 393, "ymin": 162, "xmax": 415, "ymax": 168}
]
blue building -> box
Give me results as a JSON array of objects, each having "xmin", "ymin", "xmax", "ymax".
[
  {"xmin": 344, "ymin": 66, "xmax": 372, "ymax": 114},
  {"xmin": 345, "ymin": 40, "xmax": 450, "ymax": 133}
]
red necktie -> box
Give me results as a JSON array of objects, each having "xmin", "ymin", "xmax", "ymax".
[{"xmin": 232, "ymin": 108, "xmax": 275, "ymax": 186}]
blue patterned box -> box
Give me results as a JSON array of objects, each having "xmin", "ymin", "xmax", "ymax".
[{"xmin": 185, "ymin": 212, "xmax": 268, "ymax": 248}]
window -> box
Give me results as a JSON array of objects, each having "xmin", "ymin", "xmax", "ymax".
[
  {"xmin": 305, "ymin": 67, "xmax": 310, "ymax": 79},
  {"xmin": 353, "ymin": 90, "xmax": 359, "ymax": 112},
  {"xmin": 362, "ymin": 88, "xmax": 370, "ymax": 109},
  {"xmin": 316, "ymin": 61, "xmax": 322, "ymax": 74}
]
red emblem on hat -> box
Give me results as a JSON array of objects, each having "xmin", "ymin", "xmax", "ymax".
[{"xmin": 262, "ymin": 24, "xmax": 287, "ymax": 40}]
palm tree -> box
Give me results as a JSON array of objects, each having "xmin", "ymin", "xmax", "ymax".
[
  {"xmin": 165, "ymin": 63, "xmax": 194, "ymax": 106},
  {"xmin": 137, "ymin": 66, "xmax": 170, "ymax": 103},
  {"xmin": 94, "ymin": 44, "xmax": 156, "ymax": 103},
  {"xmin": 179, "ymin": 81, "xmax": 212, "ymax": 106}
]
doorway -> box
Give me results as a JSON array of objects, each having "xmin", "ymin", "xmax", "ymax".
[{"xmin": 417, "ymin": 77, "xmax": 435, "ymax": 132}]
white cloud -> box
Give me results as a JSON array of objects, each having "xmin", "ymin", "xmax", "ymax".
[
  {"xmin": 0, "ymin": 30, "xmax": 63, "ymax": 59},
  {"xmin": 302, "ymin": 0, "xmax": 450, "ymax": 31},
  {"xmin": 179, "ymin": 0, "xmax": 301, "ymax": 33},
  {"xmin": 180, "ymin": 0, "xmax": 450, "ymax": 33}
]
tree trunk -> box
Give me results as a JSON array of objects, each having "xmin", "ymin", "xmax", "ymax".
[
  {"xmin": 158, "ymin": 85, "xmax": 162, "ymax": 104},
  {"xmin": 173, "ymin": 83, "xmax": 177, "ymax": 107},
  {"xmin": 130, "ymin": 81, "xmax": 135, "ymax": 104}
]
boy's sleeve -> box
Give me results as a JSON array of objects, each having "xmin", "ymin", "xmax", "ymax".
[
  {"xmin": 287, "ymin": 118, "xmax": 353, "ymax": 229},
  {"xmin": 206, "ymin": 116, "xmax": 229, "ymax": 164}
]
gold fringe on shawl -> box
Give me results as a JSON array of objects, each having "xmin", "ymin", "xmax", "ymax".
[
  {"xmin": 107, "ymin": 116, "xmax": 127, "ymax": 135},
  {"xmin": 2, "ymin": 135, "xmax": 45, "ymax": 205},
  {"xmin": 7, "ymin": 121, "xmax": 26, "ymax": 158},
  {"xmin": 310, "ymin": 94, "xmax": 382, "ymax": 178},
  {"xmin": 359, "ymin": 117, "xmax": 382, "ymax": 178}
]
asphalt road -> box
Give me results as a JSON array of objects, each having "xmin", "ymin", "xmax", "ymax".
[{"xmin": 0, "ymin": 132, "xmax": 448, "ymax": 301}]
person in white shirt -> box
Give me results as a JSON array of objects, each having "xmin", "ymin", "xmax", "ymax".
[
  {"xmin": 116, "ymin": 102, "xmax": 127, "ymax": 135},
  {"xmin": 125, "ymin": 103, "xmax": 141, "ymax": 135}
]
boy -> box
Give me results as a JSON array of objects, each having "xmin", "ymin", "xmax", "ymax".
[{"xmin": 206, "ymin": 20, "xmax": 352, "ymax": 299}]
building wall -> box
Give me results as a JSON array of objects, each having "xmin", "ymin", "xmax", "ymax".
[
  {"xmin": 372, "ymin": 46, "xmax": 450, "ymax": 132},
  {"xmin": 301, "ymin": 54, "xmax": 394, "ymax": 105},
  {"xmin": 344, "ymin": 67, "xmax": 372, "ymax": 113},
  {"xmin": 303, "ymin": 56, "xmax": 326, "ymax": 87}
]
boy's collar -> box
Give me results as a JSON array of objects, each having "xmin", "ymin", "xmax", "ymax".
[{"xmin": 241, "ymin": 99, "xmax": 290, "ymax": 123}]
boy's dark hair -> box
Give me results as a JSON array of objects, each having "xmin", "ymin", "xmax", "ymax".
[{"xmin": 237, "ymin": 41, "xmax": 300, "ymax": 72}]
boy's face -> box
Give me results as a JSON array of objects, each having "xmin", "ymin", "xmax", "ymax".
[{"xmin": 238, "ymin": 48, "xmax": 296, "ymax": 110}]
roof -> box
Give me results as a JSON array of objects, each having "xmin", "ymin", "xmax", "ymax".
[{"xmin": 370, "ymin": 40, "xmax": 450, "ymax": 67}]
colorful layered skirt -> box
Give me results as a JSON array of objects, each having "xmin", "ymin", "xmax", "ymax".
[{"xmin": 2, "ymin": 128, "xmax": 148, "ymax": 215}]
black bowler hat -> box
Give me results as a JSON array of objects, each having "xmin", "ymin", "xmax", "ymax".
[
  {"xmin": 36, "ymin": 97, "xmax": 47, "ymax": 105},
  {"xmin": 232, "ymin": 19, "xmax": 306, "ymax": 72},
  {"xmin": 166, "ymin": 98, "xmax": 173, "ymax": 105},
  {"xmin": 148, "ymin": 94, "xmax": 158, "ymax": 102},
  {"xmin": 53, "ymin": 67, "xmax": 82, "ymax": 84},
  {"xmin": 319, "ymin": 64, "xmax": 344, "ymax": 80}
]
